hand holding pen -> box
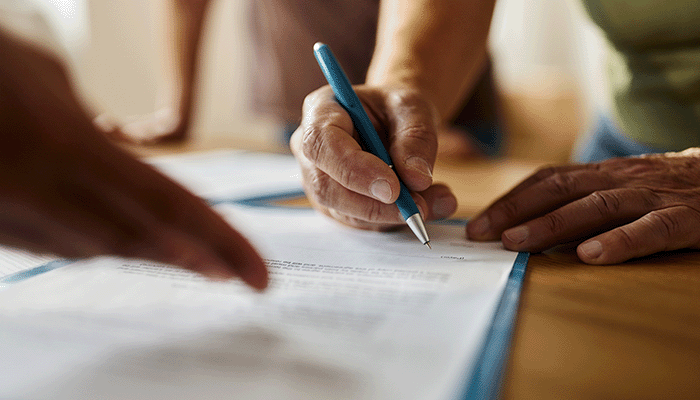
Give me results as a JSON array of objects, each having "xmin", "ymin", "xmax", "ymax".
[{"xmin": 290, "ymin": 43, "xmax": 458, "ymax": 241}]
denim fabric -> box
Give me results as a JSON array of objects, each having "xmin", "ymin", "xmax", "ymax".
[{"xmin": 574, "ymin": 116, "xmax": 666, "ymax": 163}]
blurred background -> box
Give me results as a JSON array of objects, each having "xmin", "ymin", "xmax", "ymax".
[{"xmin": 5, "ymin": 0, "xmax": 610, "ymax": 163}]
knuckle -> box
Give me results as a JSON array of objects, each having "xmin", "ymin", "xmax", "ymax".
[
  {"xmin": 388, "ymin": 88, "xmax": 422, "ymax": 106},
  {"xmin": 363, "ymin": 198, "xmax": 387, "ymax": 223},
  {"xmin": 335, "ymin": 159, "xmax": 358, "ymax": 189},
  {"xmin": 612, "ymin": 225, "xmax": 637, "ymax": 251},
  {"xmin": 388, "ymin": 89, "xmax": 439, "ymax": 124},
  {"xmin": 307, "ymin": 170, "xmax": 335, "ymax": 207},
  {"xmin": 544, "ymin": 172, "xmax": 578, "ymax": 198},
  {"xmin": 533, "ymin": 166, "xmax": 557, "ymax": 181},
  {"xmin": 302, "ymin": 87, "xmax": 329, "ymax": 112},
  {"xmin": 400, "ymin": 122, "xmax": 432, "ymax": 137},
  {"xmin": 301, "ymin": 125, "xmax": 326, "ymax": 163},
  {"xmin": 636, "ymin": 187, "xmax": 662, "ymax": 209},
  {"xmin": 301, "ymin": 91, "xmax": 318, "ymax": 111},
  {"xmin": 399, "ymin": 123, "xmax": 436, "ymax": 147},
  {"xmin": 393, "ymin": 111, "xmax": 438, "ymax": 157},
  {"xmin": 642, "ymin": 210, "xmax": 679, "ymax": 240},
  {"xmin": 497, "ymin": 199, "xmax": 521, "ymax": 222},
  {"xmin": 540, "ymin": 211, "xmax": 568, "ymax": 235},
  {"xmin": 587, "ymin": 190, "xmax": 621, "ymax": 218}
]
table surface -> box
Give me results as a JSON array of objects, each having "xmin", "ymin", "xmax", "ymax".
[
  {"xmin": 435, "ymin": 156, "xmax": 700, "ymax": 400},
  {"xmin": 130, "ymin": 139, "xmax": 700, "ymax": 400}
]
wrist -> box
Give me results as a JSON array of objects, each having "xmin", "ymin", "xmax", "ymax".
[{"xmin": 366, "ymin": 51, "xmax": 487, "ymax": 124}]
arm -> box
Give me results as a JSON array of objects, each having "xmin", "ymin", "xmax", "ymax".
[
  {"xmin": 96, "ymin": 0, "xmax": 212, "ymax": 143},
  {"xmin": 0, "ymin": 29, "xmax": 267, "ymax": 289},
  {"xmin": 367, "ymin": 0, "xmax": 496, "ymax": 122},
  {"xmin": 290, "ymin": 0, "xmax": 494, "ymax": 230}
]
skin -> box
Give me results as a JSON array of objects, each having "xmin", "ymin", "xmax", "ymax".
[
  {"xmin": 292, "ymin": 0, "xmax": 700, "ymax": 264},
  {"xmin": 467, "ymin": 149, "xmax": 700, "ymax": 264},
  {"xmin": 290, "ymin": 0, "xmax": 494, "ymax": 230},
  {"xmin": 95, "ymin": 0, "xmax": 495, "ymax": 158},
  {"xmin": 291, "ymin": 85, "xmax": 457, "ymax": 229},
  {"xmin": 0, "ymin": 29, "xmax": 267, "ymax": 290}
]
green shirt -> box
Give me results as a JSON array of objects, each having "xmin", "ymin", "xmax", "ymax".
[{"xmin": 582, "ymin": 0, "xmax": 700, "ymax": 150}]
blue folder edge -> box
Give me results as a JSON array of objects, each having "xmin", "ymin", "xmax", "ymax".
[
  {"xmin": 462, "ymin": 251, "xmax": 529, "ymax": 400},
  {"xmin": 0, "ymin": 189, "xmax": 529, "ymax": 399},
  {"xmin": 0, "ymin": 259, "xmax": 74, "ymax": 287}
]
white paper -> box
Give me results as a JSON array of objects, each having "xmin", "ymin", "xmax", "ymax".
[
  {"xmin": 0, "ymin": 246, "xmax": 56, "ymax": 279},
  {"xmin": 147, "ymin": 149, "xmax": 303, "ymax": 201},
  {"xmin": 0, "ymin": 203, "xmax": 517, "ymax": 400}
]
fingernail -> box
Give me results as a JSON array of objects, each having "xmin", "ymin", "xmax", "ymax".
[
  {"xmin": 579, "ymin": 240, "xmax": 603, "ymax": 259},
  {"xmin": 433, "ymin": 195, "xmax": 457, "ymax": 219},
  {"xmin": 370, "ymin": 179, "xmax": 393, "ymax": 203},
  {"xmin": 469, "ymin": 216, "xmax": 490, "ymax": 236},
  {"xmin": 504, "ymin": 225, "xmax": 529, "ymax": 244},
  {"xmin": 405, "ymin": 156, "xmax": 432, "ymax": 179}
]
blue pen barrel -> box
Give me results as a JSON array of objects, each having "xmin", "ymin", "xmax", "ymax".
[
  {"xmin": 314, "ymin": 42, "xmax": 429, "ymax": 244},
  {"xmin": 396, "ymin": 182, "xmax": 420, "ymax": 220},
  {"xmin": 346, "ymin": 109, "xmax": 394, "ymax": 166},
  {"xmin": 314, "ymin": 43, "xmax": 394, "ymax": 165}
]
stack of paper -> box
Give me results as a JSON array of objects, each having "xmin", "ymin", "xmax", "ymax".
[{"xmin": 0, "ymin": 151, "xmax": 521, "ymax": 399}]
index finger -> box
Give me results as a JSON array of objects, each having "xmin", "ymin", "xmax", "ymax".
[
  {"xmin": 92, "ymin": 147, "xmax": 269, "ymax": 290},
  {"xmin": 297, "ymin": 86, "xmax": 401, "ymax": 204},
  {"xmin": 467, "ymin": 167, "xmax": 615, "ymax": 240}
]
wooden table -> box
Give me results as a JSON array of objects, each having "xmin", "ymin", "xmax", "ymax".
[
  {"xmin": 434, "ymin": 155, "xmax": 700, "ymax": 400},
  {"xmin": 131, "ymin": 140, "xmax": 700, "ymax": 400}
]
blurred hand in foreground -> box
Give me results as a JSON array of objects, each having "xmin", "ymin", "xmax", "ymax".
[
  {"xmin": 467, "ymin": 149, "xmax": 700, "ymax": 264},
  {"xmin": 290, "ymin": 85, "xmax": 458, "ymax": 230},
  {"xmin": 0, "ymin": 30, "xmax": 267, "ymax": 290}
]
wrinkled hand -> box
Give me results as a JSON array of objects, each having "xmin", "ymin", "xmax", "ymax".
[
  {"xmin": 467, "ymin": 149, "xmax": 700, "ymax": 264},
  {"xmin": 290, "ymin": 85, "xmax": 457, "ymax": 230},
  {"xmin": 0, "ymin": 32, "xmax": 266, "ymax": 289}
]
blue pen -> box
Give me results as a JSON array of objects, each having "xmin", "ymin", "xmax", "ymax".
[{"xmin": 313, "ymin": 42, "xmax": 431, "ymax": 248}]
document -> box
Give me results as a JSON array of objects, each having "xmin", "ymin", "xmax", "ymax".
[
  {"xmin": 0, "ymin": 246, "xmax": 56, "ymax": 279},
  {"xmin": 146, "ymin": 149, "xmax": 303, "ymax": 201},
  {"xmin": 0, "ymin": 203, "xmax": 518, "ymax": 400}
]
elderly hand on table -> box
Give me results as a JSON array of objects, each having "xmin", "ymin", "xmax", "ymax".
[
  {"xmin": 0, "ymin": 30, "xmax": 267, "ymax": 289},
  {"xmin": 467, "ymin": 149, "xmax": 700, "ymax": 263},
  {"xmin": 290, "ymin": 85, "xmax": 458, "ymax": 230}
]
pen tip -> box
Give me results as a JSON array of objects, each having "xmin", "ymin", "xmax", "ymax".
[
  {"xmin": 313, "ymin": 42, "xmax": 325, "ymax": 51},
  {"xmin": 425, "ymin": 241, "xmax": 432, "ymax": 249}
]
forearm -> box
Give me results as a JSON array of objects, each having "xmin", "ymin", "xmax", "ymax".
[
  {"xmin": 157, "ymin": 0, "xmax": 212, "ymax": 112},
  {"xmin": 366, "ymin": 0, "xmax": 495, "ymax": 122}
]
